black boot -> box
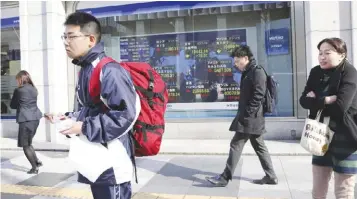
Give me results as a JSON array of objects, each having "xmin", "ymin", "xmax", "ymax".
[
  {"xmin": 36, "ymin": 160, "xmax": 43, "ymax": 167},
  {"xmin": 23, "ymin": 146, "xmax": 40, "ymax": 174},
  {"xmin": 27, "ymin": 167, "xmax": 39, "ymax": 174},
  {"xmin": 252, "ymin": 176, "xmax": 278, "ymax": 185},
  {"xmin": 206, "ymin": 174, "xmax": 229, "ymax": 187}
]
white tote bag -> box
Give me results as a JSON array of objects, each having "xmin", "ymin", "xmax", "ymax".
[{"xmin": 300, "ymin": 110, "xmax": 334, "ymax": 156}]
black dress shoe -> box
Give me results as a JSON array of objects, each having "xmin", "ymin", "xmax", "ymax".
[
  {"xmin": 36, "ymin": 160, "xmax": 43, "ymax": 167},
  {"xmin": 206, "ymin": 175, "xmax": 229, "ymax": 187},
  {"xmin": 252, "ymin": 176, "xmax": 278, "ymax": 185},
  {"xmin": 27, "ymin": 168, "xmax": 39, "ymax": 174}
]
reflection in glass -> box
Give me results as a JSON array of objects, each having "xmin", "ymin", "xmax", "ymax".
[
  {"xmin": 1, "ymin": 27, "xmax": 21, "ymax": 116},
  {"xmin": 99, "ymin": 2, "xmax": 293, "ymax": 118}
]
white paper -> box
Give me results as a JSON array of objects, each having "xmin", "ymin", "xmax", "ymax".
[
  {"xmin": 54, "ymin": 118, "xmax": 75, "ymax": 133},
  {"xmin": 68, "ymin": 135, "xmax": 113, "ymax": 183}
]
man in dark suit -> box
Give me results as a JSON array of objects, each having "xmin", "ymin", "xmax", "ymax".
[{"xmin": 206, "ymin": 46, "xmax": 278, "ymax": 186}]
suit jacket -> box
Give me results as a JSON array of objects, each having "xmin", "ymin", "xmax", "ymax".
[
  {"xmin": 229, "ymin": 58, "xmax": 266, "ymax": 135},
  {"xmin": 299, "ymin": 60, "xmax": 357, "ymax": 142},
  {"xmin": 10, "ymin": 84, "xmax": 43, "ymax": 123}
]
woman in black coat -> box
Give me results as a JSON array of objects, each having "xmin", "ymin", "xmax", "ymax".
[
  {"xmin": 299, "ymin": 37, "xmax": 357, "ymax": 199},
  {"xmin": 10, "ymin": 70, "xmax": 43, "ymax": 174}
]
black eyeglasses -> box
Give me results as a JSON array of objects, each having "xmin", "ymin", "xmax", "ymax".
[{"xmin": 61, "ymin": 35, "xmax": 90, "ymax": 42}]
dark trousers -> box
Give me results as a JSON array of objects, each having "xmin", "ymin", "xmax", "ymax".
[
  {"xmin": 222, "ymin": 132, "xmax": 276, "ymax": 180},
  {"xmin": 90, "ymin": 182, "xmax": 131, "ymax": 199}
]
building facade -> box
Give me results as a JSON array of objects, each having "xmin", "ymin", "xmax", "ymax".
[{"xmin": 1, "ymin": 1, "xmax": 357, "ymax": 143}]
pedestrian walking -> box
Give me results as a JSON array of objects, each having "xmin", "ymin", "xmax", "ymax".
[
  {"xmin": 206, "ymin": 45, "xmax": 278, "ymax": 187},
  {"xmin": 10, "ymin": 70, "xmax": 43, "ymax": 174},
  {"xmin": 45, "ymin": 12, "xmax": 138, "ymax": 199}
]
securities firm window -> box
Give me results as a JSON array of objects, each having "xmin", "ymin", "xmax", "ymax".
[{"xmin": 98, "ymin": 1, "xmax": 293, "ymax": 119}]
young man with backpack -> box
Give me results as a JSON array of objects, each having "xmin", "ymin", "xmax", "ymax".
[
  {"xmin": 45, "ymin": 12, "xmax": 141, "ymax": 199},
  {"xmin": 206, "ymin": 45, "xmax": 278, "ymax": 187}
]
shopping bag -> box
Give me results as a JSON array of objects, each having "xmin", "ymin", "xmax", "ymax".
[{"xmin": 300, "ymin": 110, "xmax": 334, "ymax": 156}]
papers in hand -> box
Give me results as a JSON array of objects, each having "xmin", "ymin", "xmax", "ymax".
[
  {"xmin": 54, "ymin": 117, "xmax": 75, "ymax": 133},
  {"xmin": 52, "ymin": 117, "xmax": 113, "ymax": 183},
  {"xmin": 67, "ymin": 135, "xmax": 113, "ymax": 183}
]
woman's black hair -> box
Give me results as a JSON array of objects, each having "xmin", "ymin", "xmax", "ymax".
[{"xmin": 317, "ymin": 37, "xmax": 347, "ymax": 58}]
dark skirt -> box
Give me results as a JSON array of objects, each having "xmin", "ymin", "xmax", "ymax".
[
  {"xmin": 312, "ymin": 130, "xmax": 357, "ymax": 174},
  {"xmin": 18, "ymin": 120, "xmax": 40, "ymax": 147},
  {"xmin": 90, "ymin": 182, "xmax": 132, "ymax": 199}
]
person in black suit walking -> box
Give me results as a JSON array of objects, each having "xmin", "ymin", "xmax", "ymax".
[
  {"xmin": 205, "ymin": 46, "xmax": 278, "ymax": 186},
  {"xmin": 10, "ymin": 70, "xmax": 43, "ymax": 174}
]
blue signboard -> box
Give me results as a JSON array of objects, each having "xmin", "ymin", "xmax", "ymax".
[
  {"xmin": 265, "ymin": 28, "xmax": 289, "ymax": 55},
  {"xmin": 77, "ymin": 1, "xmax": 282, "ymax": 18},
  {"xmin": 1, "ymin": 17, "xmax": 19, "ymax": 29}
]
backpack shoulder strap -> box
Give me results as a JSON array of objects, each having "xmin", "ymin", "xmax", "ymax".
[
  {"xmin": 89, "ymin": 57, "xmax": 116, "ymax": 103},
  {"xmin": 254, "ymin": 64, "xmax": 269, "ymax": 77},
  {"xmin": 252, "ymin": 65, "xmax": 270, "ymax": 100}
]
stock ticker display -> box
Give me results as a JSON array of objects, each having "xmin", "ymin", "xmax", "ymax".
[{"xmin": 120, "ymin": 29, "xmax": 247, "ymax": 103}]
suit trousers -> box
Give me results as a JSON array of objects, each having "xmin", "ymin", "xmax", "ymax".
[{"xmin": 222, "ymin": 132, "xmax": 277, "ymax": 180}]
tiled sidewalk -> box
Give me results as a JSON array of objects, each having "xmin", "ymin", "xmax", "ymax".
[
  {"xmin": 1, "ymin": 184, "xmax": 285, "ymax": 199},
  {"xmin": 1, "ymin": 151, "xmax": 334, "ymax": 199},
  {"xmin": 0, "ymin": 138, "xmax": 309, "ymax": 155}
]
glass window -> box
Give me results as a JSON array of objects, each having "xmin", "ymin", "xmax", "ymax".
[
  {"xmin": 1, "ymin": 20, "xmax": 21, "ymax": 118},
  {"xmin": 97, "ymin": 1, "xmax": 293, "ymax": 119}
]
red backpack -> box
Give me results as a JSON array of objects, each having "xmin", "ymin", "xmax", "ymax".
[{"xmin": 88, "ymin": 57, "xmax": 168, "ymax": 157}]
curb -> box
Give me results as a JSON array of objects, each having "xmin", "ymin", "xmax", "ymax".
[
  {"xmin": 1, "ymin": 148, "xmax": 70, "ymax": 152},
  {"xmin": 158, "ymin": 152, "xmax": 311, "ymax": 156},
  {"xmin": 0, "ymin": 148, "xmax": 311, "ymax": 156}
]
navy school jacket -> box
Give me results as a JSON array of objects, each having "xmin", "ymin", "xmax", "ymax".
[{"xmin": 67, "ymin": 42, "xmax": 140, "ymax": 185}]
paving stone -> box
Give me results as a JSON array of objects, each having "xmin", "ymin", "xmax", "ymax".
[{"xmin": 17, "ymin": 172, "xmax": 74, "ymax": 187}]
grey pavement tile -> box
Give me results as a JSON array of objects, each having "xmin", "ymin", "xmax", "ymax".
[
  {"xmin": 290, "ymin": 190, "xmax": 311, "ymax": 199},
  {"xmin": 142, "ymin": 156, "xmax": 228, "ymax": 179},
  {"xmin": 1, "ymin": 167, "xmax": 35, "ymax": 185},
  {"xmin": 49, "ymin": 174, "xmax": 90, "ymax": 190},
  {"xmin": 139, "ymin": 157, "xmax": 206, "ymax": 186},
  {"xmin": 290, "ymin": 190, "xmax": 335, "ymax": 199},
  {"xmin": 138, "ymin": 155, "xmax": 244, "ymax": 196},
  {"xmin": 0, "ymin": 193, "xmax": 34, "ymax": 199},
  {"xmin": 186, "ymin": 185, "xmax": 239, "ymax": 197},
  {"xmin": 132, "ymin": 192, "xmax": 160, "ymax": 199},
  {"xmin": 287, "ymin": 182, "xmax": 315, "ymax": 192},
  {"xmin": 237, "ymin": 179, "xmax": 288, "ymax": 191},
  {"xmin": 1, "ymin": 160, "xmax": 29, "ymax": 173},
  {"xmin": 188, "ymin": 156, "xmax": 243, "ymax": 182},
  {"xmin": 136, "ymin": 158, "xmax": 169, "ymax": 173},
  {"xmin": 16, "ymin": 172, "xmax": 74, "ymax": 187},
  {"xmin": 35, "ymin": 151, "xmax": 69, "ymax": 159},
  {"xmin": 238, "ymin": 156, "xmax": 282, "ymax": 177},
  {"xmin": 237, "ymin": 156, "xmax": 291, "ymax": 197},
  {"xmin": 279, "ymin": 156, "xmax": 312, "ymax": 178},
  {"xmin": 30, "ymin": 196, "xmax": 75, "ymax": 199},
  {"xmin": 237, "ymin": 189, "xmax": 292, "ymax": 199},
  {"xmin": 1, "ymin": 151, "xmax": 24, "ymax": 162},
  {"xmin": 139, "ymin": 185, "xmax": 190, "ymax": 195}
]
